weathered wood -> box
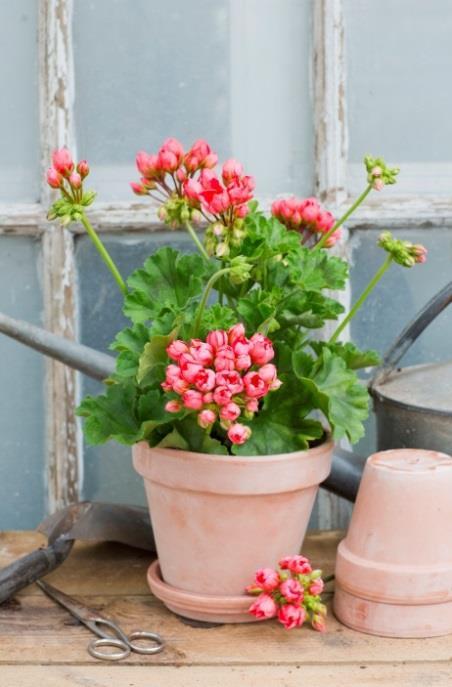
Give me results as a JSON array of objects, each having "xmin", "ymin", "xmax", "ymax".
[
  {"xmin": 38, "ymin": 0, "xmax": 81, "ymax": 510},
  {"xmin": 0, "ymin": 530, "xmax": 451, "ymax": 678},
  {"xmin": 1, "ymin": 663, "xmax": 452, "ymax": 687},
  {"xmin": 313, "ymin": 0, "xmax": 347, "ymax": 207}
]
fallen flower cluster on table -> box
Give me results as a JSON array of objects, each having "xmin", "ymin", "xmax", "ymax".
[{"xmin": 246, "ymin": 555, "xmax": 327, "ymax": 631}]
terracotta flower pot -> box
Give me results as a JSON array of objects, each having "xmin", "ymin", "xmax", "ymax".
[
  {"xmin": 334, "ymin": 448, "xmax": 452, "ymax": 638},
  {"xmin": 133, "ymin": 439, "xmax": 332, "ymax": 623}
]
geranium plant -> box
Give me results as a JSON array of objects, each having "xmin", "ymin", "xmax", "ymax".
[{"xmin": 47, "ymin": 142, "xmax": 426, "ymax": 455}]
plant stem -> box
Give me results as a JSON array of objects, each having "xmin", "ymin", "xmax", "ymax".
[
  {"xmin": 80, "ymin": 213, "xmax": 128, "ymax": 295},
  {"xmin": 329, "ymin": 254, "xmax": 393, "ymax": 343},
  {"xmin": 192, "ymin": 267, "xmax": 232, "ymax": 337},
  {"xmin": 184, "ymin": 219, "xmax": 210, "ymax": 260},
  {"xmin": 315, "ymin": 184, "xmax": 372, "ymax": 251}
]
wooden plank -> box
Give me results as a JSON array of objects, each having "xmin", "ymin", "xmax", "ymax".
[
  {"xmin": 38, "ymin": 0, "xmax": 81, "ymax": 509},
  {"xmin": 2, "ymin": 663, "xmax": 452, "ymax": 687},
  {"xmin": 0, "ymin": 532, "xmax": 451, "ymax": 668}
]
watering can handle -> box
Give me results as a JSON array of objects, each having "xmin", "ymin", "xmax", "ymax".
[{"xmin": 371, "ymin": 280, "xmax": 452, "ymax": 386}]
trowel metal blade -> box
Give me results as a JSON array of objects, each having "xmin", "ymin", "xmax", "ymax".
[{"xmin": 38, "ymin": 501, "xmax": 155, "ymax": 552}]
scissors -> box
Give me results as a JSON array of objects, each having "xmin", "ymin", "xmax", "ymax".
[{"xmin": 36, "ymin": 579, "xmax": 164, "ymax": 661}]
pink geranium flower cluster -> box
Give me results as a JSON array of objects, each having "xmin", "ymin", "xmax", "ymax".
[
  {"xmin": 130, "ymin": 137, "xmax": 255, "ymax": 226},
  {"xmin": 246, "ymin": 555, "xmax": 327, "ymax": 631},
  {"xmin": 162, "ymin": 324, "xmax": 281, "ymax": 446},
  {"xmin": 46, "ymin": 148, "xmax": 90, "ymax": 195},
  {"xmin": 271, "ymin": 196, "xmax": 341, "ymax": 248}
]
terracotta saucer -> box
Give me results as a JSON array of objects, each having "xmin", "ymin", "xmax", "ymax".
[{"xmin": 147, "ymin": 560, "xmax": 260, "ymax": 624}]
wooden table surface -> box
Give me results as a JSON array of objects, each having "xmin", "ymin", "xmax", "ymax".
[{"xmin": 0, "ymin": 530, "xmax": 450, "ymax": 686}]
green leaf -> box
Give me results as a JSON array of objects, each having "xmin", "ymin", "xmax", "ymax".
[
  {"xmin": 232, "ymin": 383, "xmax": 324, "ymax": 456},
  {"xmin": 109, "ymin": 323, "xmax": 151, "ymax": 380},
  {"xmin": 237, "ymin": 289, "xmax": 278, "ymax": 331},
  {"xmin": 173, "ymin": 416, "xmax": 229, "ymax": 454},
  {"xmin": 288, "ymin": 248, "xmax": 348, "ymax": 292},
  {"xmin": 310, "ymin": 341, "xmax": 381, "ymax": 370},
  {"xmin": 123, "ymin": 247, "xmax": 212, "ymax": 323},
  {"xmin": 298, "ymin": 349, "xmax": 369, "ymax": 444},
  {"xmin": 76, "ymin": 382, "xmax": 142, "ymax": 445},
  {"xmin": 155, "ymin": 428, "xmax": 189, "ymax": 450},
  {"xmin": 137, "ymin": 334, "xmax": 172, "ymax": 384},
  {"xmin": 199, "ymin": 303, "xmax": 237, "ymax": 337}
]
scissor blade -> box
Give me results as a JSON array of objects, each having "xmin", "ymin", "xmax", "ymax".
[{"xmin": 36, "ymin": 579, "xmax": 100, "ymax": 624}]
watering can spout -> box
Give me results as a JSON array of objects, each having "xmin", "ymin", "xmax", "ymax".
[{"xmin": 0, "ymin": 311, "xmax": 115, "ymax": 381}]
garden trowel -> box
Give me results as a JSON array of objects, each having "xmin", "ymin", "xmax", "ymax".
[{"xmin": 0, "ymin": 501, "xmax": 155, "ymax": 604}]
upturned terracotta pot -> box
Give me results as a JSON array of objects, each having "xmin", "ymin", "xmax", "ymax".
[
  {"xmin": 334, "ymin": 448, "xmax": 452, "ymax": 638},
  {"xmin": 133, "ymin": 439, "xmax": 332, "ymax": 623}
]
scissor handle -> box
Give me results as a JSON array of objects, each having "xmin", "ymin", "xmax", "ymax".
[
  {"xmin": 88, "ymin": 637, "xmax": 130, "ymax": 661},
  {"xmin": 86, "ymin": 617, "xmax": 164, "ymax": 660},
  {"xmin": 127, "ymin": 630, "xmax": 165, "ymax": 655}
]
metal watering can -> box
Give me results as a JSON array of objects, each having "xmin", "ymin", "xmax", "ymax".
[
  {"xmin": 1, "ymin": 281, "xmax": 450, "ymax": 502},
  {"xmin": 370, "ymin": 281, "xmax": 452, "ymax": 455}
]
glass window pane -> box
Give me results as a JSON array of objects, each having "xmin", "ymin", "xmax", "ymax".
[
  {"xmin": 0, "ymin": 2, "xmax": 39, "ymax": 201},
  {"xmin": 76, "ymin": 232, "xmax": 194, "ymax": 505},
  {"xmin": 345, "ymin": 0, "xmax": 452, "ymax": 195},
  {"xmin": 0, "ymin": 237, "xmax": 45, "ymax": 528},
  {"xmin": 73, "ymin": 0, "xmax": 313, "ymax": 200}
]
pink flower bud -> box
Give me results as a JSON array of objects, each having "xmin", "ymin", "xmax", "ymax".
[
  {"xmin": 165, "ymin": 400, "xmax": 181, "ymax": 413},
  {"xmin": 204, "ymin": 152, "xmax": 218, "ymax": 169},
  {"xmin": 222, "ymin": 158, "xmax": 244, "ymax": 184},
  {"xmin": 300, "ymin": 198, "xmax": 319, "ymax": 224},
  {"xmin": 212, "ymin": 385, "xmax": 232, "ymax": 406},
  {"xmin": 183, "ymin": 178, "xmax": 202, "ymax": 202},
  {"xmin": 197, "ymin": 409, "xmax": 216, "ymax": 428},
  {"xmin": 245, "ymin": 399, "xmax": 259, "ymax": 413},
  {"xmin": 235, "ymin": 354, "xmax": 252, "ymax": 371},
  {"xmin": 52, "ymin": 147, "xmax": 74, "ymax": 176},
  {"xmin": 203, "ymin": 392, "xmax": 214, "ymax": 403},
  {"xmin": 162, "ymin": 137, "xmax": 184, "ymax": 162},
  {"xmin": 309, "ymin": 579, "xmax": 324, "ymax": 596},
  {"xmin": 130, "ymin": 181, "xmax": 148, "ymax": 196},
  {"xmin": 257, "ymin": 363, "xmax": 277, "ymax": 384},
  {"xmin": 316, "ymin": 210, "xmax": 335, "ymax": 233},
  {"xmin": 189, "ymin": 339, "xmax": 214, "ymax": 366},
  {"xmin": 193, "ymin": 368, "xmax": 216, "ymax": 393},
  {"xmin": 373, "ymin": 178, "xmax": 385, "ymax": 191},
  {"xmin": 69, "ymin": 172, "xmax": 82, "ymax": 189},
  {"xmin": 249, "ymin": 333, "xmax": 274, "ymax": 365},
  {"xmin": 243, "ymin": 372, "xmax": 269, "ymax": 399},
  {"xmin": 182, "ymin": 389, "xmax": 204, "ymax": 410},
  {"xmin": 280, "ymin": 578, "xmax": 304, "ymax": 603},
  {"xmin": 215, "ymin": 370, "xmax": 244, "ymax": 395},
  {"xmin": 158, "ymin": 149, "xmax": 179, "ymax": 172},
  {"xmin": 324, "ymin": 228, "xmax": 342, "ymax": 248},
  {"xmin": 167, "ymin": 340, "xmax": 189, "ymax": 362},
  {"xmin": 254, "ymin": 568, "xmax": 280, "ymax": 592},
  {"xmin": 228, "ymin": 323, "xmax": 246, "ymax": 345},
  {"xmin": 207, "ymin": 330, "xmax": 228, "ymax": 350},
  {"xmin": 312, "ymin": 612, "xmax": 327, "ymax": 633},
  {"xmin": 286, "ymin": 555, "xmax": 312, "ymax": 575},
  {"xmin": 371, "ymin": 165, "xmax": 382, "ymax": 177},
  {"xmin": 77, "ymin": 160, "xmax": 90, "ymax": 178},
  {"xmin": 172, "ymin": 378, "xmax": 190, "ymax": 395},
  {"xmin": 277, "ymin": 604, "xmax": 306, "ymax": 630},
  {"xmin": 220, "ymin": 402, "xmax": 241, "ymax": 422},
  {"xmin": 249, "ymin": 594, "xmax": 277, "ymax": 620},
  {"xmin": 227, "ymin": 422, "xmax": 251, "ymax": 445},
  {"xmin": 214, "ymin": 345, "xmax": 236, "ymax": 372},
  {"xmin": 46, "ymin": 167, "xmax": 62, "ymax": 189}
]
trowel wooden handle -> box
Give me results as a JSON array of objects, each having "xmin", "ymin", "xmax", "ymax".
[
  {"xmin": 371, "ymin": 281, "xmax": 452, "ymax": 386},
  {"xmin": 0, "ymin": 538, "xmax": 74, "ymax": 604}
]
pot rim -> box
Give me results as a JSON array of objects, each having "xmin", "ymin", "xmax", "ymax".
[{"xmin": 134, "ymin": 434, "xmax": 333, "ymax": 464}]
